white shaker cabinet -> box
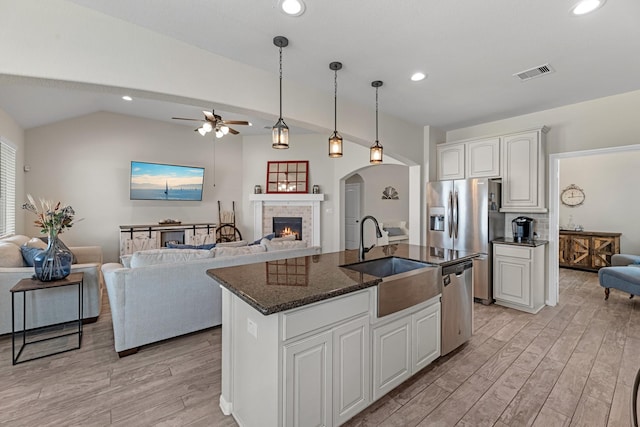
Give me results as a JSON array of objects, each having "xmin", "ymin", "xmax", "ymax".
[
  {"xmin": 436, "ymin": 143, "xmax": 465, "ymax": 180},
  {"xmin": 493, "ymin": 243, "xmax": 546, "ymax": 313},
  {"xmin": 500, "ymin": 128, "xmax": 549, "ymax": 212}
]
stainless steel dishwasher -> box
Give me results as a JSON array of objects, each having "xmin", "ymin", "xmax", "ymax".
[{"xmin": 441, "ymin": 260, "xmax": 473, "ymax": 356}]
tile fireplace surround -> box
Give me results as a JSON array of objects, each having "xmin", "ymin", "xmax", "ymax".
[{"xmin": 249, "ymin": 194, "xmax": 324, "ymax": 247}]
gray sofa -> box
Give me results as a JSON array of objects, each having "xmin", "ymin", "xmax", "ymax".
[
  {"xmin": 598, "ymin": 253, "xmax": 640, "ymax": 300},
  {"xmin": 101, "ymin": 240, "xmax": 321, "ymax": 356},
  {"xmin": 0, "ymin": 234, "xmax": 104, "ymax": 335}
]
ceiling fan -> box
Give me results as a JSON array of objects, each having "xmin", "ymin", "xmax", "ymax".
[{"xmin": 172, "ymin": 110, "xmax": 251, "ymax": 138}]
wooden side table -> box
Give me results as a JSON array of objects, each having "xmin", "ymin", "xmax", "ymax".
[{"xmin": 10, "ymin": 272, "xmax": 84, "ymax": 365}]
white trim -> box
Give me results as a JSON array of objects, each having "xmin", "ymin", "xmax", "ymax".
[
  {"xmin": 547, "ymin": 143, "xmax": 640, "ymax": 306},
  {"xmin": 249, "ymin": 193, "xmax": 325, "ymax": 202}
]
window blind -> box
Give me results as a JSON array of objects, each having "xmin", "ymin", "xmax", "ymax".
[{"xmin": 0, "ymin": 137, "xmax": 17, "ymax": 237}]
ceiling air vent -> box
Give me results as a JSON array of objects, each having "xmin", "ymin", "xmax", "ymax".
[{"xmin": 514, "ymin": 63, "xmax": 555, "ymax": 81}]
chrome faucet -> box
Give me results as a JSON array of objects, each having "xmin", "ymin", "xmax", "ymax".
[{"xmin": 359, "ymin": 215, "xmax": 383, "ymax": 261}]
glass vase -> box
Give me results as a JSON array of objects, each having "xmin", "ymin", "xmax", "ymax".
[{"xmin": 33, "ymin": 231, "xmax": 73, "ymax": 282}]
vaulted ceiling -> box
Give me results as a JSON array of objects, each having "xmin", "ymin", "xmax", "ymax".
[{"xmin": 1, "ymin": 0, "xmax": 639, "ymax": 133}]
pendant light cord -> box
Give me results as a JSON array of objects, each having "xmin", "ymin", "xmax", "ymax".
[
  {"xmin": 334, "ymin": 69, "xmax": 338, "ymax": 131},
  {"xmin": 279, "ymin": 46, "xmax": 283, "ymax": 119},
  {"xmin": 375, "ymin": 86, "xmax": 379, "ymax": 142}
]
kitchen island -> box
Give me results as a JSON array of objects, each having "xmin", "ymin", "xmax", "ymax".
[{"xmin": 207, "ymin": 244, "xmax": 476, "ymax": 427}]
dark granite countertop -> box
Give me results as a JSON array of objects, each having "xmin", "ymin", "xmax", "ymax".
[
  {"xmin": 492, "ymin": 237, "xmax": 549, "ymax": 247},
  {"xmin": 207, "ymin": 244, "xmax": 478, "ymax": 316}
]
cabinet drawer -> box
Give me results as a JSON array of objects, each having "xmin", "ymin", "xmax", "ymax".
[
  {"xmin": 282, "ymin": 290, "xmax": 370, "ymax": 341},
  {"xmin": 494, "ymin": 244, "xmax": 531, "ymax": 259}
]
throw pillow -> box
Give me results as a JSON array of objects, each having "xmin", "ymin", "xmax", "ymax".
[
  {"xmin": 272, "ymin": 235, "xmax": 296, "ymax": 242},
  {"xmin": 0, "ymin": 241, "xmax": 25, "ymax": 267},
  {"xmin": 214, "ymin": 245, "xmax": 266, "ymax": 258},
  {"xmin": 130, "ymin": 249, "xmax": 213, "ymax": 268},
  {"xmin": 166, "ymin": 242, "xmax": 216, "ymax": 250},
  {"xmin": 20, "ymin": 245, "xmax": 44, "ymax": 267},
  {"xmin": 263, "ymin": 239, "xmax": 308, "ymax": 251},
  {"xmin": 216, "ymin": 240, "xmax": 248, "ymax": 247},
  {"xmin": 250, "ymin": 233, "xmax": 275, "ymax": 245},
  {"xmin": 26, "ymin": 237, "xmax": 47, "ymax": 249},
  {"xmin": 384, "ymin": 227, "xmax": 404, "ymax": 237}
]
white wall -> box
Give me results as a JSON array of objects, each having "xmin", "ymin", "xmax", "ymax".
[
  {"xmin": 0, "ymin": 107, "xmax": 25, "ymax": 233},
  {"xmin": 357, "ymin": 165, "xmax": 409, "ymax": 226},
  {"xmin": 560, "ymin": 151, "xmax": 640, "ymax": 253},
  {"xmin": 241, "ymin": 134, "xmax": 408, "ymax": 252},
  {"xmin": 24, "ymin": 112, "xmax": 243, "ymax": 262}
]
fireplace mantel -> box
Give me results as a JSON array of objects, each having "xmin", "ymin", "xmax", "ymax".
[
  {"xmin": 249, "ymin": 194, "xmax": 325, "ymax": 202},
  {"xmin": 250, "ymin": 194, "xmax": 324, "ymax": 247}
]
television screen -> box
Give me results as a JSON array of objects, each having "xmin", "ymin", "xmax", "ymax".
[{"xmin": 130, "ymin": 161, "xmax": 204, "ymax": 201}]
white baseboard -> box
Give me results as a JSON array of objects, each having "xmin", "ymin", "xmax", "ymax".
[{"xmin": 219, "ymin": 395, "xmax": 233, "ymax": 416}]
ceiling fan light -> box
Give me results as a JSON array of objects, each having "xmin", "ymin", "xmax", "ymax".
[
  {"xmin": 329, "ymin": 132, "xmax": 343, "ymax": 158},
  {"xmin": 215, "ymin": 129, "xmax": 224, "ymax": 138},
  {"xmin": 197, "ymin": 127, "xmax": 207, "ymax": 136},
  {"xmin": 220, "ymin": 125, "xmax": 229, "ymax": 135},
  {"xmin": 370, "ymin": 141, "xmax": 383, "ymax": 164},
  {"xmin": 202, "ymin": 122, "xmax": 213, "ymax": 132},
  {"xmin": 272, "ymin": 118, "xmax": 289, "ymax": 149}
]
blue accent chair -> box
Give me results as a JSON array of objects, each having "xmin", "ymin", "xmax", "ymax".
[{"xmin": 598, "ymin": 254, "xmax": 640, "ymax": 300}]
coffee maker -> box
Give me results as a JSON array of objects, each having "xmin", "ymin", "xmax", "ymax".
[{"xmin": 512, "ymin": 216, "xmax": 535, "ymax": 242}]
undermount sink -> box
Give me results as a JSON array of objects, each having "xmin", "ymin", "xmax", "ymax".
[
  {"xmin": 340, "ymin": 256, "xmax": 431, "ymax": 277},
  {"xmin": 341, "ymin": 257, "xmax": 442, "ymax": 317}
]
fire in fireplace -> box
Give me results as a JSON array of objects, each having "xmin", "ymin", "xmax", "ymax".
[{"xmin": 273, "ymin": 217, "xmax": 303, "ymax": 240}]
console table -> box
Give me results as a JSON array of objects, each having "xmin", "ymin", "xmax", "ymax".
[
  {"xmin": 11, "ymin": 272, "xmax": 84, "ymax": 365},
  {"xmin": 558, "ymin": 230, "xmax": 621, "ymax": 272},
  {"xmin": 119, "ymin": 222, "xmax": 217, "ymax": 257}
]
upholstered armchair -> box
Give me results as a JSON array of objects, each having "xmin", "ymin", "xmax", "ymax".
[{"xmin": 598, "ymin": 253, "xmax": 640, "ymax": 300}]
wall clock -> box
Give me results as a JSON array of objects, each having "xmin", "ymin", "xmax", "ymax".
[{"xmin": 561, "ymin": 184, "xmax": 585, "ymax": 207}]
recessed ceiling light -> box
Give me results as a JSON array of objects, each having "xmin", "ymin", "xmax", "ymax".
[
  {"xmin": 122, "ymin": 95, "xmax": 133, "ymax": 101},
  {"xmin": 570, "ymin": 0, "xmax": 606, "ymax": 15},
  {"xmin": 411, "ymin": 72, "xmax": 427, "ymax": 82},
  {"xmin": 279, "ymin": 0, "xmax": 305, "ymax": 16}
]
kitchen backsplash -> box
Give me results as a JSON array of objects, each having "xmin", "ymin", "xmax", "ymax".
[{"xmin": 504, "ymin": 213, "xmax": 549, "ymax": 240}]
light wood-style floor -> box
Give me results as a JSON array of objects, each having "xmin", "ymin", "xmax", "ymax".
[{"xmin": 1, "ymin": 268, "xmax": 638, "ymax": 426}]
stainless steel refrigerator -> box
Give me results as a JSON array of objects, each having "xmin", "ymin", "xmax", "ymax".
[{"xmin": 427, "ymin": 178, "xmax": 504, "ymax": 304}]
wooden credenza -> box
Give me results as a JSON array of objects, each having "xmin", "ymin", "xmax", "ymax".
[{"xmin": 558, "ymin": 230, "xmax": 621, "ymax": 272}]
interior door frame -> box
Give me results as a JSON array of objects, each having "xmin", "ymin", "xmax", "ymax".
[{"xmin": 547, "ymin": 143, "xmax": 640, "ymax": 306}]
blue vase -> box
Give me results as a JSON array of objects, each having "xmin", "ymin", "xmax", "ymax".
[{"xmin": 33, "ymin": 232, "xmax": 73, "ymax": 281}]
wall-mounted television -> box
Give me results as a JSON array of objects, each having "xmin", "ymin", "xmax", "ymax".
[{"xmin": 130, "ymin": 161, "xmax": 205, "ymax": 201}]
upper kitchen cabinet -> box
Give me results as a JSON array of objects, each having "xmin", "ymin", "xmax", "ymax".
[
  {"xmin": 437, "ymin": 138, "xmax": 500, "ymax": 181},
  {"xmin": 466, "ymin": 137, "xmax": 500, "ymax": 178},
  {"xmin": 500, "ymin": 127, "xmax": 549, "ymax": 213},
  {"xmin": 437, "ymin": 142, "xmax": 465, "ymax": 180}
]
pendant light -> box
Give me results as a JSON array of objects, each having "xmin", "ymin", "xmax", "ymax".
[
  {"xmin": 328, "ymin": 61, "xmax": 343, "ymax": 158},
  {"xmin": 272, "ymin": 36, "xmax": 289, "ymax": 149},
  {"xmin": 370, "ymin": 80, "xmax": 383, "ymax": 164}
]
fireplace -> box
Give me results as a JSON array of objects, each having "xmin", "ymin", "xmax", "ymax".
[{"xmin": 273, "ymin": 217, "xmax": 302, "ymax": 240}]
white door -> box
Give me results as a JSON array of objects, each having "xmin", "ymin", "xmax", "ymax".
[
  {"xmin": 344, "ymin": 183, "xmax": 361, "ymax": 250},
  {"xmin": 412, "ymin": 303, "xmax": 441, "ymax": 372}
]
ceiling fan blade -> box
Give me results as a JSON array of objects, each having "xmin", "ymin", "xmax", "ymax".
[
  {"xmin": 172, "ymin": 117, "xmax": 202, "ymax": 121},
  {"xmin": 203, "ymin": 111, "xmax": 216, "ymax": 122},
  {"xmin": 222, "ymin": 120, "xmax": 250, "ymax": 126},
  {"xmin": 227, "ymin": 127, "xmax": 240, "ymax": 135}
]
